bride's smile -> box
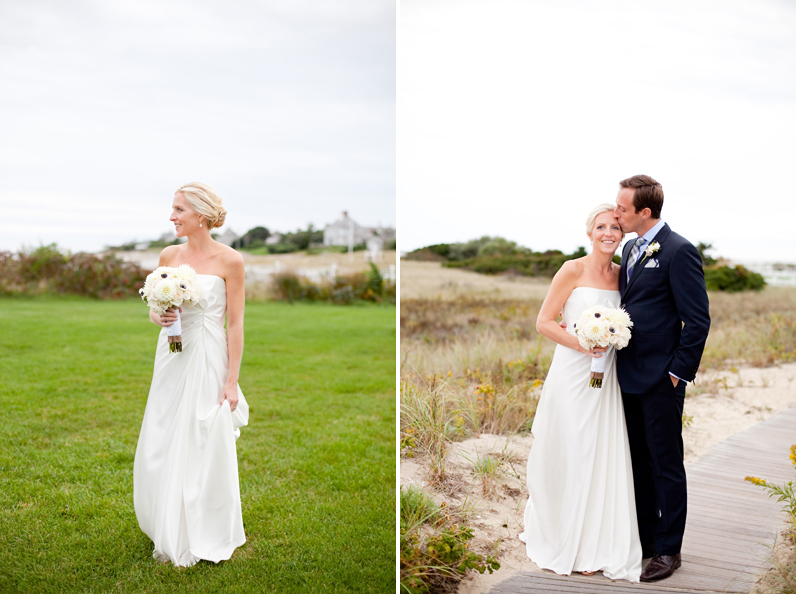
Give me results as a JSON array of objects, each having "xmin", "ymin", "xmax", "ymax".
[
  {"xmin": 589, "ymin": 212, "xmax": 623, "ymax": 255},
  {"xmin": 170, "ymin": 192, "xmax": 205, "ymax": 238}
]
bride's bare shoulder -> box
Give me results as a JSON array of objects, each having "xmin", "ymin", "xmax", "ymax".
[
  {"xmin": 548, "ymin": 259, "xmax": 583, "ymax": 295},
  {"xmin": 158, "ymin": 244, "xmax": 182, "ymax": 267},
  {"xmin": 217, "ymin": 243, "xmax": 245, "ymax": 273},
  {"xmin": 557, "ymin": 258, "xmax": 585, "ymax": 278}
]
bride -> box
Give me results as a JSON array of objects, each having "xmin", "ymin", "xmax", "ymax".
[
  {"xmin": 134, "ymin": 182, "xmax": 249, "ymax": 566},
  {"xmin": 518, "ymin": 204, "xmax": 642, "ymax": 582}
]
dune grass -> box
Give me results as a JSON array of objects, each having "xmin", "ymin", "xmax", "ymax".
[
  {"xmin": 0, "ymin": 296, "xmax": 395, "ymax": 594},
  {"xmin": 399, "ymin": 272, "xmax": 796, "ymax": 592}
]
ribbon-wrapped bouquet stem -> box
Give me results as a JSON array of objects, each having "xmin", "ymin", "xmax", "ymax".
[
  {"xmin": 139, "ymin": 265, "xmax": 200, "ymax": 353},
  {"xmin": 573, "ymin": 305, "xmax": 633, "ymax": 388}
]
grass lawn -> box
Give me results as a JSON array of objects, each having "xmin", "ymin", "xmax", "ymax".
[{"xmin": 0, "ymin": 297, "xmax": 396, "ymax": 593}]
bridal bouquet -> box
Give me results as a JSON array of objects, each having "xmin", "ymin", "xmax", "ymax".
[
  {"xmin": 139, "ymin": 264, "xmax": 200, "ymax": 353},
  {"xmin": 573, "ymin": 306, "xmax": 633, "ymax": 388}
]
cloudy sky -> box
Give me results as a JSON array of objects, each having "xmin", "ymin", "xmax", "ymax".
[
  {"xmin": 399, "ymin": 0, "xmax": 796, "ymax": 263},
  {"xmin": 1, "ymin": 0, "xmax": 395, "ymax": 253}
]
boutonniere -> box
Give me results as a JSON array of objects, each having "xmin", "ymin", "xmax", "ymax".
[{"xmin": 640, "ymin": 241, "xmax": 660, "ymax": 265}]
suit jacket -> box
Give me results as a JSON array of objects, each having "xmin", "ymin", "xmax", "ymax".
[{"xmin": 617, "ymin": 224, "xmax": 711, "ymax": 394}]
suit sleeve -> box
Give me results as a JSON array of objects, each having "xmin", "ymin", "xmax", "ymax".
[{"xmin": 668, "ymin": 241, "xmax": 711, "ymax": 382}]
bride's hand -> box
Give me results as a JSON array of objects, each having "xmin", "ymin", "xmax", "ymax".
[
  {"xmin": 153, "ymin": 307, "xmax": 182, "ymax": 327},
  {"xmin": 580, "ymin": 345, "xmax": 608, "ymax": 358},
  {"xmin": 220, "ymin": 383, "xmax": 239, "ymax": 412}
]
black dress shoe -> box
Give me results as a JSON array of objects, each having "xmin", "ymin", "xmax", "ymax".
[
  {"xmin": 640, "ymin": 553, "xmax": 681, "ymax": 581},
  {"xmin": 642, "ymin": 543, "xmax": 655, "ymax": 559}
]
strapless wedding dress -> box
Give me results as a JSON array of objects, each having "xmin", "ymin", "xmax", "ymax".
[
  {"xmin": 134, "ymin": 275, "xmax": 248, "ymax": 567},
  {"xmin": 519, "ymin": 287, "xmax": 642, "ymax": 582}
]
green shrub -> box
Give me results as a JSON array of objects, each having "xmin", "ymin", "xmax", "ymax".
[
  {"xmin": 400, "ymin": 486, "xmax": 499, "ymax": 593},
  {"xmin": 268, "ymin": 269, "xmax": 395, "ymax": 305},
  {"xmin": 704, "ymin": 265, "xmax": 766, "ymax": 292},
  {"xmin": 404, "ymin": 237, "xmax": 589, "ymax": 278},
  {"xmin": 400, "ymin": 485, "xmax": 442, "ymax": 527},
  {"xmin": 332, "ymin": 285, "xmax": 356, "ymax": 305},
  {"xmin": 403, "ymin": 247, "xmax": 448, "ymax": 262},
  {"xmin": 367, "ymin": 263, "xmax": 384, "ymax": 299},
  {"xmin": 0, "ymin": 245, "xmax": 147, "ymax": 299},
  {"xmin": 265, "ymin": 242, "xmax": 301, "ymax": 254},
  {"xmin": 270, "ymin": 272, "xmax": 304, "ymax": 302},
  {"xmin": 445, "ymin": 250, "xmax": 577, "ymax": 277},
  {"xmin": 477, "ymin": 238, "xmax": 526, "ymax": 257},
  {"xmin": 745, "ymin": 445, "xmax": 796, "ymax": 519},
  {"xmin": 423, "ymin": 244, "xmax": 452, "ymax": 259},
  {"xmin": 306, "ymin": 246, "xmax": 348, "ymax": 255}
]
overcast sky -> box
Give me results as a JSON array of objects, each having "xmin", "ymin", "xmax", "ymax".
[
  {"xmin": 1, "ymin": 0, "xmax": 395, "ymax": 253},
  {"xmin": 398, "ymin": 0, "xmax": 796, "ymax": 264}
]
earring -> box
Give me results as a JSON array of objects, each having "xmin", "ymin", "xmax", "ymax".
[{"xmin": 199, "ymin": 221, "xmax": 202, "ymax": 228}]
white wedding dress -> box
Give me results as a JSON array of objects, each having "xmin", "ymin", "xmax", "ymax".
[
  {"xmin": 519, "ymin": 287, "xmax": 642, "ymax": 582},
  {"xmin": 134, "ymin": 275, "xmax": 249, "ymax": 567}
]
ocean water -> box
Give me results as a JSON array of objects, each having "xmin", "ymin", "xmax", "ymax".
[{"xmin": 743, "ymin": 262, "xmax": 796, "ymax": 287}]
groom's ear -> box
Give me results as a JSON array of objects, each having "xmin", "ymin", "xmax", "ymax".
[{"xmin": 639, "ymin": 207, "xmax": 652, "ymax": 220}]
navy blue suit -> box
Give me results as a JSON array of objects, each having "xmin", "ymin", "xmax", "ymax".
[{"xmin": 617, "ymin": 223, "xmax": 710, "ymax": 555}]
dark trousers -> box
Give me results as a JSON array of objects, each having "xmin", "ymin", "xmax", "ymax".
[{"xmin": 622, "ymin": 377, "xmax": 687, "ymax": 555}]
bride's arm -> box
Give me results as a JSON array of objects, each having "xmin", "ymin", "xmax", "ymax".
[
  {"xmin": 536, "ymin": 261, "xmax": 604, "ymax": 358},
  {"xmin": 149, "ymin": 246, "xmax": 180, "ymax": 327},
  {"xmin": 220, "ymin": 253, "xmax": 246, "ymax": 409}
]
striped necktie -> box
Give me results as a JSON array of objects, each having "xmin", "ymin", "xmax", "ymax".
[{"xmin": 626, "ymin": 237, "xmax": 646, "ymax": 282}]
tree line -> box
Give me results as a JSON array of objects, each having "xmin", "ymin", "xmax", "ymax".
[{"xmin": 406, "ymin": 237, "xmax": 765, "ymax": 292}]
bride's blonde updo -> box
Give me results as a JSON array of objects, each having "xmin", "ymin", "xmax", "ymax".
[
  {"xmin": 176, "ymin": 182, "xmax": 227, "ymax": 229},
  {"xmin": 585, "ymin": 203, "xmax": 624, "ymax": 238}
]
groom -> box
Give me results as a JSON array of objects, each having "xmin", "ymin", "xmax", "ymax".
[{"xmin": 614, "ymin": 175, "xmax": 710, "ymax": 582}]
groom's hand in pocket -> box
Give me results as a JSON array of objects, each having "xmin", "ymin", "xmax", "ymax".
[{"xmin": 670, "ymin": 374, "xmax": 680, "ymax": 388}]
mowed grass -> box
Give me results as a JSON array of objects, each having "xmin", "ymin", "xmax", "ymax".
[{"xmin": 0, "ymin": 297, "xmax": 395, "ymax": 594}]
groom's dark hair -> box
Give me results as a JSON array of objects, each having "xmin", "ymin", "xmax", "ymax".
[{"xmin": 619, "ymin": 175, "xmax": 663, "ymax": 219}]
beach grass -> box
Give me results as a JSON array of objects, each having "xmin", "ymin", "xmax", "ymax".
[
  {"xmin": 0, "ymin": 296, "xmax": 395, "ymax": 594},
  {"xmin": 399, "ymin": 263, "xmax": 796, "ymax": 592}
]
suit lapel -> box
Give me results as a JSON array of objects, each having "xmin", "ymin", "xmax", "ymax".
[
  {"xmin": 622, "ymin": 223, "xmax": 671, "ymax": 300},
  {"xmin": 619, "ymin": 239, "xmax": 631, "ymax": 295}
]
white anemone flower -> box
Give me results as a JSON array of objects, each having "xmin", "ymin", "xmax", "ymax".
[
  {"xmin": 153, "ymin": 279, "xmax": 179, "ymax": 303},
  {"xmin": 174, "ymin": 264, "xmax": 198, "ymax": 283}
]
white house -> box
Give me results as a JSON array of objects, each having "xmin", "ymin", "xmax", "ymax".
[
  {"xmin": 323, "ymin": 212, "xmax": 395, "ymax": 248},
  {"xmin": 215, "ymin": 228, "xmax": 240, "ymax": 247},
  {"xmin": 323, "ymin": 212, "xmax": 371, "ymax": 247}
]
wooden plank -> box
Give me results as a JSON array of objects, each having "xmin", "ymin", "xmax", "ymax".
[
  {"xmin": 683, "ymin": 529, "xmax": 774, "ymax": 555},
  {"xmin": 684, "ymin": 516, "xmax": 777, "ymax": 539},
  {"xmin": 680, "ymin": 506, "xmax": 781, "ymax": 528},
  {"xmin": 488, "ymin": 574, "xmax": 676, "ymax": 593},
  {"xmin": 487, "ymin": 571, "xmax": 730, "ymax": 593},
  {"xmin": 682, "ymin": 552, "xmax": 766, "ymax": 574},
  {"xmin": 484, "ymin": 406, "xmax": 796, "ymax": 594},
  {"xmin": 689, "ymin": 468, "xmax": 791, "ymax": 485}
]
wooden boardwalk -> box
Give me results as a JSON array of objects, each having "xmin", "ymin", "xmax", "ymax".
[{"xmin": 487, "ymin": 406, "xmax": 796, "ymax": 594}]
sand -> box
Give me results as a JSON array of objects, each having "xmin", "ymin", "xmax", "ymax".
[
  {"xmin": 399, "ymin": 260, "xmax": 550, "ymax": 301},
  {"xmin": 400, "ymin": 362, "xmax": 796, "ymax": 594}
]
